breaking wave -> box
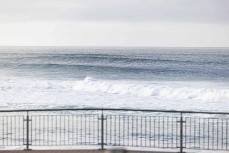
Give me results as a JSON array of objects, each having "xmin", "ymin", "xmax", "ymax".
[{"xmin": 74, "ymin": 77, "xmax": 229, "ymax": 102}]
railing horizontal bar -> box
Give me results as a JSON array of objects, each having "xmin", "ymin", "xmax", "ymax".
[{"xmin": 0, "ymin": 108, "xmax": 228, "ymax": 115}]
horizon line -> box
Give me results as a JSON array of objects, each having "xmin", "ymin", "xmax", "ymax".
[{"xmin": 1, "ymin": 46, "xmax": 229, "ymax": 48}]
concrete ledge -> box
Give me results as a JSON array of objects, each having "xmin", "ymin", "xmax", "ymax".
[{"xmin": 0, "ymin": 150, "xmax": 174, "ymax": 153}]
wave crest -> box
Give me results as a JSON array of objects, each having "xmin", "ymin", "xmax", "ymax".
[{"xmin": 73, "ymin": 77, "xmax": 229, "ymax": 102}]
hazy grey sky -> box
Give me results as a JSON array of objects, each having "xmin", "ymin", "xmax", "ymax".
[{"xmin": 0, "ymin": 0, "xmax": 228, "ymax": 47}]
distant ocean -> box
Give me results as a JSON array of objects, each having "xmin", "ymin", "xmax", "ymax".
[{"xmin": 0, "ymin": 47, "xmax": 229, "ymax": 111}]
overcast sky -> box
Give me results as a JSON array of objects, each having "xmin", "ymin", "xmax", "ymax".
[{"xmin": 0, "ymin": 0, "xmax": 228, "ymax": 47}]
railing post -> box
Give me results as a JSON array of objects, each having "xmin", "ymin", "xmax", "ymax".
[
  {"xmin": 24, "ymin": 111, "xmax": 31, "ymax": 150},
  {"xmin": 101, "ymin": 110, "xmax": 104, "ymax": 150},
  {"xmin": 178, "ymin": 113, "xmax": 185, "ymax": 153}
]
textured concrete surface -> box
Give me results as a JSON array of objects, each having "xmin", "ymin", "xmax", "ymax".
[{"xmin": 0, "ymin": 149, "xmax": 174, "ymax": 153}]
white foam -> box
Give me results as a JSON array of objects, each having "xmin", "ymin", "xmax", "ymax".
[
  {"xmin": 74, "ymin": 77, "xmax": 229, "ymax": 102},
  {"xmin": 0, "ymin": 76, "xmax": 229, "ymax": 111}
]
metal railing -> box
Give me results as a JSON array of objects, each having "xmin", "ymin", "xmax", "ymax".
[{"xmin": 0, "ymin": 108, "xmax": 228, "ymax": 152}]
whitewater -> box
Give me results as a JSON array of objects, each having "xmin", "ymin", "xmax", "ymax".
[{"xmin": 0, "ymin": 47, "xmax": 229, "ymax": 111}]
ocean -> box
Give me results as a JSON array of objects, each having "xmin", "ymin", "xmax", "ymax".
[{"xmin": 0, "ymin": 46, "xmax": 229, "ymax": 111}]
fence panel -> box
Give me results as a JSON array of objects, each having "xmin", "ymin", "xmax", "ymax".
[
  {"xmin": 30, "ymin": 114, "xmax": 100, "ymax": 146},
  {"xmin": 184, "ymin": 117, "xmax": 229, "ymax": 150},
  {"xmin": 0, "ymin": 115, "xmax": 24, "ymax": 146},
  {"xmin": 104, "ymin": 115, "xmax": 180, "ymax": 148}
]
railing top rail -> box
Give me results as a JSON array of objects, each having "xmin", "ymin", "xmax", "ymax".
[{"xmin": 0, "ymin": 108, "xmax": 228, "ymax": 115}]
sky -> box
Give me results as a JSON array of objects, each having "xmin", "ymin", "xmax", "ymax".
[{"xmin": 0, "ymin": 0, "xmax": 228, "ymax": 47}]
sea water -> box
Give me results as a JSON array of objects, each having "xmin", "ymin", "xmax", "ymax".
[{"xmin": 0, "ymin": 46, "xmax": 229, "ymax": 111}]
